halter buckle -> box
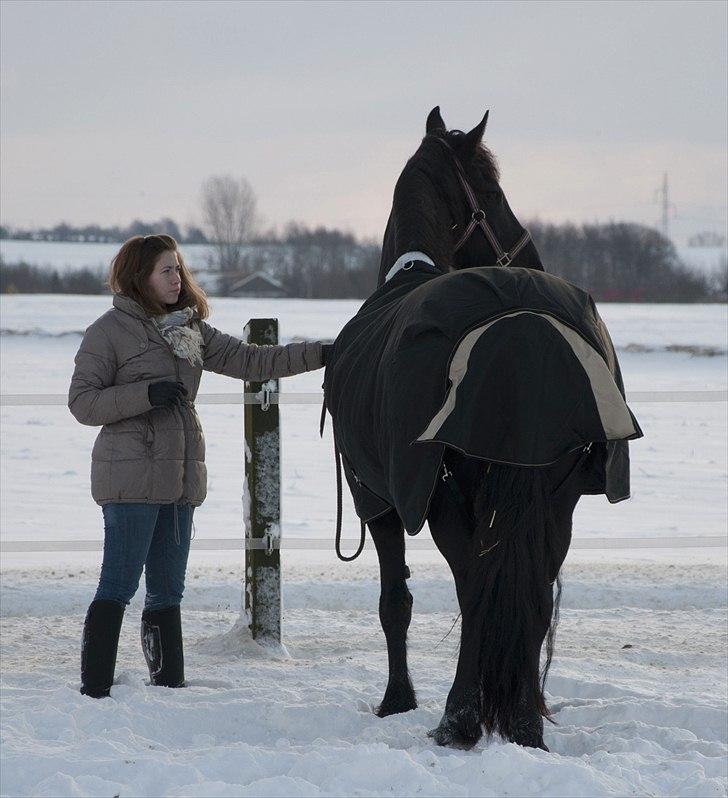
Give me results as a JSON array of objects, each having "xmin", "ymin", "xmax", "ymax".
[{"xmin": 496, "ymin": 252, "xmax": 512, "ymax": 267}]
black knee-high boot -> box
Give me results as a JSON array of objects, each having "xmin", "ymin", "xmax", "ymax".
[
  {"xmin": 80, "ymin": 599, "xmax": 125, "ymax": 698},
  {"xmin": 141, "ymin": 605, "xmax": 186, "ymax": 688}
]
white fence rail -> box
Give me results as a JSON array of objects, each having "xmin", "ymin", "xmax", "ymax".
[
  {"xmin": 1, "ymin": 390, "xmax": 727, "ymax": 406},
  {"xmin": 2, "ymin": 389, "xmax": 726, "ymax": 554},
  {"xmin": 1, "ymin": 536, "xmax": 724, "ymax": 553}
]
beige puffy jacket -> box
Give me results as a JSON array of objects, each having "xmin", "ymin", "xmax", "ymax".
[{"xmin": 68, "ymin": 294, "xmax": 323, "ymax": 506}]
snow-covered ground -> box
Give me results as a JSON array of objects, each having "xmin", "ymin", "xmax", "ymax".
[
  {"xmin": 1, "ymin": 296, "xmax": 727, "ymax": 796},
  {"xmin": 1, "ymin": 556, "xmax": 726, "ymax": 798}
]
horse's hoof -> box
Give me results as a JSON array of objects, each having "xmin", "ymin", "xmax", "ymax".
[
  {"xmin": 511, "ymin": 713, "xmax": 549, "ymax": 751},
  {"xmin": 427, "ymin": 709, "xmax": 482, "ymax": 750},
  {"xmin": 513, "ymin": 736, "xmax": 549, "ymax": 752},
  {"xmin": 511, "ymin": 732, "xmax": 549, "ymax": 752},
  {"xmin": 427, "ymin": 720, "xmax": 480, "ymax": 750},
  {"xmin": 375, "ymin": 685, "xmax": 417, "ymax": 717},
  {"xmin": 376, "ymin": 699, "xmax": 417, "ymax": 718}
]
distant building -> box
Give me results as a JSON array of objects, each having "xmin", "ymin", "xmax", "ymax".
[
  {"xmin": 227, "ymin": 271, "xmax": 288, "ymax": 298},
  {"xmin": 688, "ymin": 231, "xmax": 726, "ymax": 248}
]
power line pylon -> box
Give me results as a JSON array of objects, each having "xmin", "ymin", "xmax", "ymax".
[{"xmin": 655, "ymin": 172, "xmax": 676, "ymax": 240}]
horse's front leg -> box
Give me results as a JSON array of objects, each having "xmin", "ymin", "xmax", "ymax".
[{"xmin": 368, "ymin": 509, "xmax": 417, "ymax": 717}]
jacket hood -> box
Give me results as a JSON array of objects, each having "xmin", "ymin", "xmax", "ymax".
[
  {"xmin": 112, "ymin": 294, "xmax": 200, "ymax": 323},
  {"xmin": 113, "ymin": 293, "xmax": 152, "ymax": 320}
]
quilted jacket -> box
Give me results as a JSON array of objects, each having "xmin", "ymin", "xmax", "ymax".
[{"xmin": 68, "ymin": 294, "xmax": 323, "ymax": 506}]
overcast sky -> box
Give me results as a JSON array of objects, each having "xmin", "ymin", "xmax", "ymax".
[{"xmin": 1, "ymin": 0, "xmax": 726, "ymax": 244}]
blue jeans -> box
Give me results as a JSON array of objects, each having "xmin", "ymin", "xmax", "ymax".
[{"xmin": 94, "ymin": 503, "xmax": 194, "ymax": 609}]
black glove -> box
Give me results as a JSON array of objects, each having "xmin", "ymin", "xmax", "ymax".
[
  {"xmin": 321, "ymin": 343, "xmax": 333, "ymax": 366},
  {"xmin": 148, "ymin": 380, "xmax": 188, "ymax": 409}
]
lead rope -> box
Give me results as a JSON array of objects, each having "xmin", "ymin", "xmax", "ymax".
[
  {"xmin": 334, "ymin": 436, "xmax": 366, "ymax": 562},
  {"xmin": 319, "ymin": 394, "xmax": 327, "ymax": 437},
  {"xmin": 321, "ymin": 393, "xmax": 366, "ymax": 562}
]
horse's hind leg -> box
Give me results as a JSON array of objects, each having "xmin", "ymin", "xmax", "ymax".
[
  {"xmin": 369, "ymin": 509, "xmax": 417, "ymax": 717},
  {"xmin": 426, "ymin": 474, "xmax": 483, "ymax": 749},
  {"xmin": 511, "ymin": 456, "xmax": 583, "ymax": 748}
]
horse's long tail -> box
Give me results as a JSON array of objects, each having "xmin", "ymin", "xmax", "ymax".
[{"xmin": 463, "ymin": 462, "xmax": 561, "ymax": 740}]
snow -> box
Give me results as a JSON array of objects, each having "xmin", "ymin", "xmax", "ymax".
[
  {"xmin": 252, "ymin": 430, "xmax": 281, "ymax": 527},
  {"xmin": 1, "ymin": 558, "xmax": 726, "ymax": 797},
  {"xmin": 1, "ymin": 295, "xmax": 727, "ymax": 796}
]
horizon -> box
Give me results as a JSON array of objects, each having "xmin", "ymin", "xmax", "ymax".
[
  {"xmin": 1, "ymin": 213, "xmax": 726, "ymax": 250},
  {"xmin": 2, "ymin": 0, "xmax": 726, "ymax": 248}
]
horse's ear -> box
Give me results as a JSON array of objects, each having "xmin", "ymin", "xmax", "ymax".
[
  {"xmin": 426, "ymin": 106, "xmax": 447, "ymax": 134},
  {"xmin": 462, "ymin": 110, "xmax": 489, "ymax": 154}
]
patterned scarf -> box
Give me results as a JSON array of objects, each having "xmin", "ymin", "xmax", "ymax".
[{"xmin": 153, "ymin": 306, "xmax": 204, "ymax": 367}]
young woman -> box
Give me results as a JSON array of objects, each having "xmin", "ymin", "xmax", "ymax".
[{"xmin": 69, "ymin": 234, "xmax": 327, "ymax": 697}]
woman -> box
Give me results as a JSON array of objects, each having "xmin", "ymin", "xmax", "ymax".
[{"xmin": 68, "ymin": 234, "xmax": 327, "ymax": 698}]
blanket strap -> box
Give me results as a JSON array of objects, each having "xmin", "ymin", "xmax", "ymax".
[
  {"xmin": 334, "ymin": 436, "xmax": 366, "ymax": 562},
  {"xmin": 551, "ymin": 443, "xmax": 593, "ymax": 499},
  {"xmin": 441, "ymin": 461, "xmax": 475, "ymax": 525}
]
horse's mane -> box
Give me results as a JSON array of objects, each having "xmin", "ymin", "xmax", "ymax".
[
  {"xmin": 378, "ymin": 123, "xmax": 504, "ymax": 282},
  {"xmin": 434, "ymin": 129, "xmax": 500, "ymax": 182}
]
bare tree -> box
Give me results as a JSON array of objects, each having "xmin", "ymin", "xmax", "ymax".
[{"xmin": 201, "ymin": 175, "xmax": 258, "ymax": 292}]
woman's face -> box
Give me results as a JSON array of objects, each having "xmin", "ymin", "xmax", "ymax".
[{"xmin": 148, "ymin": 249, "xmax": 182, "ymax": 306}]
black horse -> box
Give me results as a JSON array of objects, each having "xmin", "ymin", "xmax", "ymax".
[{"xmin": 324, "ymin": 107, "xmax": 641, "ymax": 750}]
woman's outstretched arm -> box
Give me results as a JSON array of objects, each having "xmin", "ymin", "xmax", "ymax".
[{"xmin": 199, "ymin": 321, "xmax": 324, "ymax": 380}]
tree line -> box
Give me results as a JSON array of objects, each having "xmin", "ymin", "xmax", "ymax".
[
  {"xmin": 1, "ymin": 219, "xmax": 723, "ymax": 301},
  {"xmin": 528, "ymin": 221, "xmax": 723, "ymax": 302},
  {"xmin": 0, "ymin": 219, "xmax": 209, "ymax": 244},
  {"xmin": 2, "ymin": 174, "xmax": 724, "ymax": 301}
]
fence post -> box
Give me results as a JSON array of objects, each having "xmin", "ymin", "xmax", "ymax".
[{"xmin": 243, "ymin": 318, "xmax": 281, "ymax": 643}]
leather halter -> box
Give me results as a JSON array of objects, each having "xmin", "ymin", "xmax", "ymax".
[{"xmin": 432, "ymin": 136, "xmax": 531, "ymax": 267}]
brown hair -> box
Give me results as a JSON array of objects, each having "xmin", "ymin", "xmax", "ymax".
[{"xmin": 108, "ymin": 234, "xmax": 210, "ymax": 320}]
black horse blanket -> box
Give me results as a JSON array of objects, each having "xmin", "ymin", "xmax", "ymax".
[{"xmin": 324, "ymin": 264, "xmax": 643, "ymax": 535}]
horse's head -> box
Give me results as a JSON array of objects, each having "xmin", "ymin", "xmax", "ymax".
[{"xmin": 378, "ymin": 106, "xmax": 543, "ymax": 285}]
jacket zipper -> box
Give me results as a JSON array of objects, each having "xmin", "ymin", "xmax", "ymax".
[{"xmin": 148, "ymin": 324, "xmax": 188, "ymax": 505}]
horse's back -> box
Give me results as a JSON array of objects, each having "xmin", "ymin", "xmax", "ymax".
[{"xmin": 325, "ymin": 266, "xmax": 642, "ymax": 533}]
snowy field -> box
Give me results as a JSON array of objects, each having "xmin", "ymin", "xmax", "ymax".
[
  {"xmin": 2, "ymin": 558, "xmax": 726, "ymax": 797},
  {"xmin": 1, "ymin": 295, "xmax": 727, "ymax": 797}
]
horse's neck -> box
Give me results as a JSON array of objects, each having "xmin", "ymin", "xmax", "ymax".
[
  {"xmin": 378, "ymin": 203, "xmax": 452, "ymax": 285},
  {"xmin": 383, "ymin": 251, "xmax": 437, "ymax": 283}
]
